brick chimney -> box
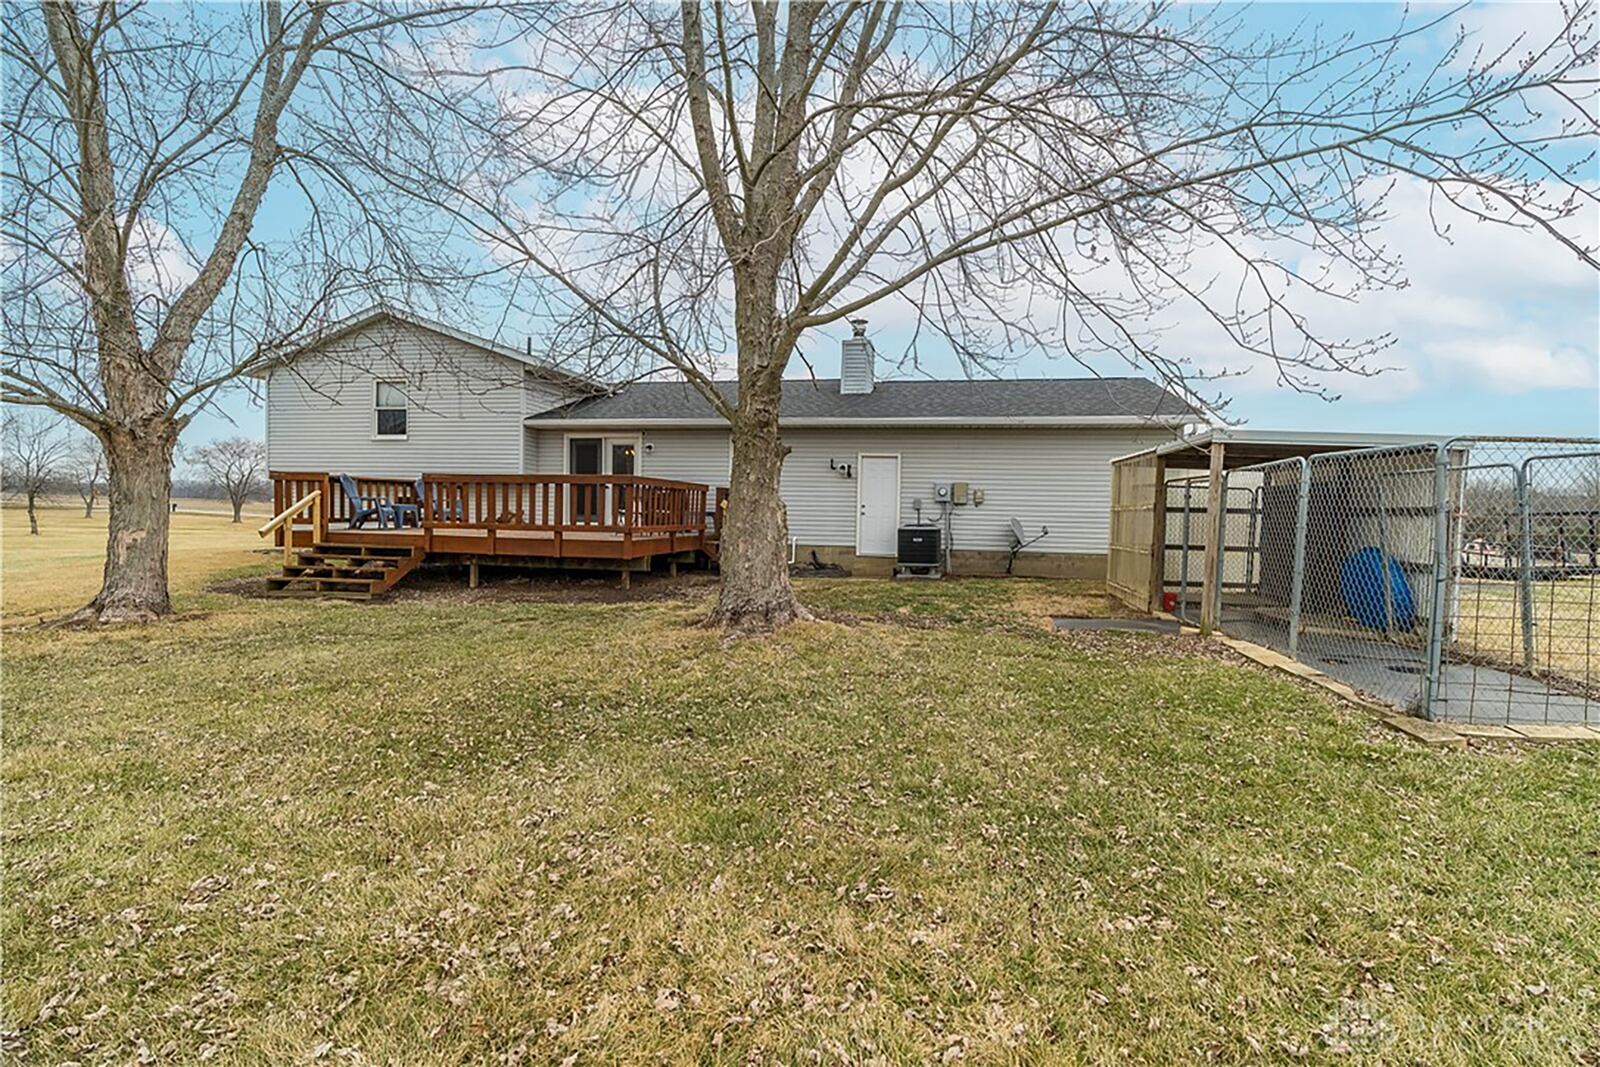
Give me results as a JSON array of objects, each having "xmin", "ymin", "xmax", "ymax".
[{"xmin": 840, "ymin": 318, "xmax": 875, "ymax": 395}]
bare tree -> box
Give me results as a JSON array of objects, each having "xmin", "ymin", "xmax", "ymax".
[
  {"xmin": 1, "ymin": 1, "xmax": 478, "ymax": 622},
  {"xmin": 186, "ymin": 437, "xmax": 267, "ymax": 523},
  {"xmin": 3, "ymin": 410, "xmax": 70, "ymax": 535},
  {"xmin": 365, "ymin": 1, "xmax": 1596, "ymax": 631},
  {"xmin": 67, "ymin": 431, "xmax": 105, "ymax": 518}
]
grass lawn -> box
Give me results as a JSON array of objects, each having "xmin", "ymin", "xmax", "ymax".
[
  {"xmin": 3, "ymin": 520, "xmax": 1598, "ymax": 1064},
  {"xmin": 1, "ymin": 507, "xmax": 266, "ymax": 624},
  {"xmin": 1453, "ymin": 576, "xmax": 1600, "ymax": 684}
]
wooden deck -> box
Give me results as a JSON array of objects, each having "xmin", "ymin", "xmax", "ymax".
[{"xmin": 267, "ymin": 472, "xmax": 722, "ymax": 596}]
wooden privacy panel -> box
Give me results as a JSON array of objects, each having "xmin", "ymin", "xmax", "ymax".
[{"xmin": 1107, "ymin": 452, "xmax": 1163, "ymax": 612}]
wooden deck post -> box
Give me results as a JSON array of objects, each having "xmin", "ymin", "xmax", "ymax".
[
  {"xmin": 620, "ymin": 568, "xmax": 631, "ymax": 590},
  {"xmin": 1199, "ymin": 441, "xmax": 1227, "ymax": 634},
  {"xmin": 469, "ymin": 558, "xmax": 480, "ymax": 589}
]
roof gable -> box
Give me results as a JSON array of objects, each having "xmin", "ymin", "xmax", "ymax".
[{"xmin": 258, "ymin": 306, "xmax": 599, "ymax": 392}]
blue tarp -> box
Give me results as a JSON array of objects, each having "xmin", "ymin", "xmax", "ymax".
[{"xmin": 1339, "ymin": 546, "xmax": 1416, "ymax": 630}]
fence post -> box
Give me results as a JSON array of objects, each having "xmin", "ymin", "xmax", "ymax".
[
  {"xmin": 1211, "ymin": 473, "xmax": 1231, "ymax": 628},
  {"xmin": 1287, "ymin": 458, "xmax": 1310, "ymax": 660},
  {"xmin": 1515, "ymin": 461, "xmax": 1538, "ymax": 671},
  {"xmin": 1199, "ymin": 440, "xmax": 1226, "ymax": 634},
  {"xmin": 1420, "ymin": 444, "xmax": 1452, "ymax": 720},
  {"xmin": 1376, "ymin": 476, "xmax": 1395, "ymax": 638}
]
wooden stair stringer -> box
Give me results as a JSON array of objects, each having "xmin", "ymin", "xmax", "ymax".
[{"xmin": 264, "ymin": 543, "xmax": 425, "ymax": 599}]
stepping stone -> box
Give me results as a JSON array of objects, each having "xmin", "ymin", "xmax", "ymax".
[
  {"xmin": 1381, "ymin": 715, "xmax": 1466, "ymax": 749},
  {"xmin": 1506, "ymin": 724, "xmax": 1600, "ymax": 743},
  {"xmin": 1051, "ymin": 617, "xmax": 1180, "ymax": 635},
  {"xmin": 1451, "ymin": 723, "xmax": 1521, "ymax": 740}
]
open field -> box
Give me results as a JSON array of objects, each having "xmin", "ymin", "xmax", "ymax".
[
  {"xmin": 1, "ymin": 508, "xmax": 267, "ymax": 624},
  {"xmin": 3, "ymin": 495, "xmax": 271, "ymax": 519},
  {"xmin": 3, "ymin": 531, "xmax": 1598, "ymax": 1063},
  {"xmin": 1453, "ymin": 576, "xmax": 1600, "ymax": 682}
]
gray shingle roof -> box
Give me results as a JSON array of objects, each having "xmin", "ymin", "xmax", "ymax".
[{"xmin": 529, "ymin": 376, "xmax": 1196, "ymax": 424}]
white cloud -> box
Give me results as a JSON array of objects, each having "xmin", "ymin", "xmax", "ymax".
[
  {"xmin": 123, "ymin": 214, "xmax": 198, "ymax": 302},
  {"xmin": 1060, "ymin": 174, "xmax": 1597, "ymax": 403},
  {"xmin": 1444, "ymin": 0, "xmax": 1585, "ymax": 73},
  {"xmin": 1431, "ymin": 338, "xmax": 1598, "ymax": 392}
]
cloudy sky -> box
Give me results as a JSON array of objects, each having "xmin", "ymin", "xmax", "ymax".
[{"xmin": 183, "ymin": 1, "xmax": 1598, "ymax": 448}]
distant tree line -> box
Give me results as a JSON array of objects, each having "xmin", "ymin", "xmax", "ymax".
[{"xmin": 2, "ymin": 410, "xmax": 265, "ymax": 531}]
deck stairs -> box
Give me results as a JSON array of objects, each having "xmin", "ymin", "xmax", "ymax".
[{"xmin": 265, "ymin": 543, "xmax": 424, "ymax": 599}]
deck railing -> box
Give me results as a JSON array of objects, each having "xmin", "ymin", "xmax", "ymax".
[
  {"xmin": 269, "ymin": 470, "xmax": 711, "ymax": 543},
  {"xmin": 271, "ymin": 471, "xmax": 332, "ymax": 543},
  {"xmin": 419, "ymin": 473, "xmax": 707, "ymax": 534}
]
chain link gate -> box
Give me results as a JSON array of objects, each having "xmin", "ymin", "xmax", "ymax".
[
  {"xmin": 1200, "ymin": 438, "xmax": 1599, "ymax": 723},
  {"xmin": 1440, "ymin": 439, "xmax": 1600, "ymax": 723},
  {"xmin": 1215, "ymin": 446, "xmax": 1443, "ymax": 711},
  {"xmin": 1163, "ymin": 475, "xmax": 1209, "ymax": 625}
]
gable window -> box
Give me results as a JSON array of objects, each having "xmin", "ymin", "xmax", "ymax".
[{"xmin": 375, "ymin": 382, "xmax": 407, "ymax": 438}]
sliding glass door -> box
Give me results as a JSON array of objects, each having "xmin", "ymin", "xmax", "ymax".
[{"xmin": 567, "ymin": 436, "xmax": 639, "ymax": 523}]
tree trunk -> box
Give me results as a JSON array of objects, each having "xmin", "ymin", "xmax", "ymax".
[
  {"xmin": 83, "ymin": 492, "xmax": 95, "ymax": 518},
  {"xmin": 26, "ymin": 492, "xmax": 39, "ymax": 535},
  {"xmin": 70, "ymin": 424, "xmax": 177, "ymax": 623},
  {"xmin": 708, "ymin": 417, "xmax": 808, "ymax": 632},
  {"xmin": 707, "ymin": 380, "xmax": 810, "ymax": 633},
  {"xmin": 231, "ymin": 498, "xmax": 243, "ymax": 523}
]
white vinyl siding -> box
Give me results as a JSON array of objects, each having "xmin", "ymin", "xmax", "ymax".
[
  {"xmin": 521, "ymin": 376, "xmax": 582, "ymax": 473},
  {"xmin": 778, "ymin": 427, "xmax": 1168, "ymax": 555},
  {"xmin": 266, "ymin": 318, "xmax": 583, "ymax": 477},
  {"xmin": 525, "ymin": 423, "xmax": 1171, "ymax": 555},
  {"xmin": 528, "ymin": 428, "xmax": 733, "ymax": 486},
  {"xmin": 637, "ymin": 429, "xmax": 732, "ymax": 485},
  {"xmin": 839, "ymin": 336, "xmax": 876, "ymax": 395}
]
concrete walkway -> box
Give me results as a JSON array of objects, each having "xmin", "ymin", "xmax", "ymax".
[{"xmin": 1219, "ymin": 617, "xmax": 1599, "ymax": 726}]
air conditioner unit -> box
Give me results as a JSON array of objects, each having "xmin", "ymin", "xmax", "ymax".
[{"xmin": 897, "ymin": 525, "xmax": 941, "ymax": 571}]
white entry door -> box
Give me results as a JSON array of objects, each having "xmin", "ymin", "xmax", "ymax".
[{"xmin": 856, "ymin": 454, "xmax": 900, "ymax": 556}]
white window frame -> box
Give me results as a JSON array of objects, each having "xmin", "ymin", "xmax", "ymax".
[
  {"xmin": 373, "ymin": 380, "xmax": 409, "ymax": 441},
  {"xmin": 854, "ymin": 451, "xmax": 902, "ymax": 557}
]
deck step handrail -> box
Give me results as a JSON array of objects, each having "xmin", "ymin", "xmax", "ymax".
[{"xmin": 258, "ymin": 490, "xmax": 323, "ymax": 565}]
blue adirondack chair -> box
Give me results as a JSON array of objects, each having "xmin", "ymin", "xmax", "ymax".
[
  {"xmin": 338, "ymin": 473, "xmax": 390, "ymax": 529},
  {"xmin": 415, "ymin": 477, "xmax": 461, "ymax": 523}
]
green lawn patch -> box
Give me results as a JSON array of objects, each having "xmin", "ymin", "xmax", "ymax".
[{"xmin": 3, "ymin": 579, "xmax": 1597, "ymax": 1063}]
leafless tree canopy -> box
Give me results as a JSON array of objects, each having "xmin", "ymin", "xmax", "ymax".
[
  {"xmin": 186, "ymin": 436, "xmax": 267, "ymax": 522},
  {"xmin": 349, "ymin": 0, "xmax": 1595, "ymax": 627},
  {"xmin": 376, "ymin": 1, "xmax": 1598, "ymax": 411},
  {"xmin": 3, "ymin": 409, "xmax": 70, "ymax": 534},
  {"xmin": 2, "ymin": 1, "xmax": 1593, "ymax": 628},
  {"xmin": 0, "ymin": 1, "xmax": 488, "ymax": 428},
  {"xmin": 0, "ymin": 0, "xmax": 487, "ymax": 620}
]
